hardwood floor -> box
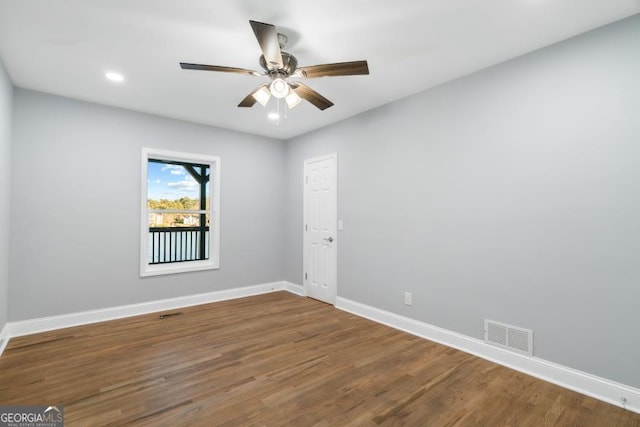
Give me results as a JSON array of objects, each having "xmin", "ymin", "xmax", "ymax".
[{"xmin": 0, "ymin": 292, "xmax": 638, "ymax": 426}]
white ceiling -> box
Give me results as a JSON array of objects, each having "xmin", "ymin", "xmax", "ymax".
[{"xmin": 1, "ymin": 1, "xmax": 638, "ymax": 140}]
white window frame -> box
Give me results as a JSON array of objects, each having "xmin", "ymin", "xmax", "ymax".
[{"xmin": 140, "ymin": 147, "xmax": 221, "ymax": 277}]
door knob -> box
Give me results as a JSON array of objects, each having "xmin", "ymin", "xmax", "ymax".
[{"xmin": 323, "ymin": 237, "xmax": 334, "ymax": 242}]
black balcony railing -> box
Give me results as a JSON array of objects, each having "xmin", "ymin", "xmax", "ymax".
[{"xmin": 148, "ymin": 227, "xmax": 209, "ymax": 264}]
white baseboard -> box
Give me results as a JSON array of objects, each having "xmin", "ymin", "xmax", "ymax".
[
  {"xmin": 283, "ymin": 281, "xmax": 306, "ymax": 296},
  {"xmin": 336, "ymin": 296, "xmax": 640, "ymax": 415},
  {"xmin": 0, "ymin": 323, "xmax": 9, "ymax": 357},
  {"xmin": 5, "ymin": 281, "xmax": 288, "ymax": 339}
]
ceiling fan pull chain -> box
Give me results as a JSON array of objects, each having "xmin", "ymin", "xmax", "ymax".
[
  {"xmin": 277, "ymin": 98, "xmax": 281, "ymax": 126},
  {"xmin": 284, "ymin": 98, "xmax": 288, "ymax": 119}
]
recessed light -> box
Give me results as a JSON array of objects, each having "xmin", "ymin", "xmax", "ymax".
[
  {"xmin": 268, "ymin": 112, "xmax": 280, "ymax": 120},
  {"xmin": 105, "ymin": 72, "xmax": 124, "ymax": 82}
]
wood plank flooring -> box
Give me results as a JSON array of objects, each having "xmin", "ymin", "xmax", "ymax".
[{"xmin": 0, "ymin": 292, "xmax": 638, "ymax": 426}]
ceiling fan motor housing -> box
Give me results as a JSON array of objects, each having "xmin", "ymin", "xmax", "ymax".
[{"xmin": 260, "ymin": 52, "xmax": 298, "ymax": 76}]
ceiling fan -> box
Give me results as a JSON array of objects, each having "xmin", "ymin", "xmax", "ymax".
[{"xmin": 180, "ymin": 20, "xmax": 369, "ymax": 111}]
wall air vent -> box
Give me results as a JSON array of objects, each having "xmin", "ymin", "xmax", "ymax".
[{"xmin": 484, "ymin": 319, "xmax": 533, "ymax": 356}]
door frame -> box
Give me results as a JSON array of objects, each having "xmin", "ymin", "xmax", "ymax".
[{"xmin": 303, "ymin": 152, "xmax": 338, "ymax": 304}]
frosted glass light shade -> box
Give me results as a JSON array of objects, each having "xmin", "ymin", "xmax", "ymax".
[
  {"xmin": 285, "ymin": 90, "xmax": 302, "ymax": 109},
  {"xmin": 269, "ymin": 78, "xmax": 289, "ymax": 98},
  {"xmin": 252, "ymin": 86, "xmax": 271, "ymax": 106}
]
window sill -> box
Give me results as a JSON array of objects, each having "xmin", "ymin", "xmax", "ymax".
[{"xmin": 140, "ymin": 260, "xmax": 220, "ymax": 277}]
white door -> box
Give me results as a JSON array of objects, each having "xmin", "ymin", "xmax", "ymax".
[{"xmin": 303, "ymin": 153, "xmax": 337, "ymax": 304}]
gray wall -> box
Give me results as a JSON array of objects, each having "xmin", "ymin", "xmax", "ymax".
[
  {"xmin": 0, "ymin": 60, "xmax": 12, "ymax": 332},
  {"xmin": 10, "ymin": 90, "xmax": 285, "ymax": 320},
  {"xmin": 285, "ymin": 15, "xmax": 640, "ymax": 388}
]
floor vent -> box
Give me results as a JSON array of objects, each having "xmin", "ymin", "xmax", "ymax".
[
  {"xmin": 158, "ymin": 312, "xmax": 183, "ymax": 320},
  {"xmin": 484, "ymin": 319, "xmax": 533, "ymax": 356}
]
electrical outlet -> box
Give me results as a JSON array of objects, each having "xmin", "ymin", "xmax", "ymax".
[{"xmin": 404, "ymin": 292, "xmax": 412, "ymax": 306}]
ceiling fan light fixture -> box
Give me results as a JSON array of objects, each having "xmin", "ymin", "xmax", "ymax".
[
  {"xmin": 252, "ymin": 86, "xmax": 271, "ymax": 106},
  {"xmin": 269, "ymin": 77, "xmax": 289, "ymax": 98},
  {"xmin": 285, "ymin": 89, "xmax": 302, "ymax": 109}
]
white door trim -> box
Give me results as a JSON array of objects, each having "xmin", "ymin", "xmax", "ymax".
[{"xmin": 303, "ymin": 153, "xmax": 338, "ymax": 304}]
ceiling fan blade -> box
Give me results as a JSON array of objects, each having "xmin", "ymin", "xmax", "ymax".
[
  {"xmin": 180, "ymin": 63, "xmax": 261, "ymax": 76},
  {"xmin": 249, "ymin": 20, "xmax": 283, "ymax": 70},
  {"xmin": 294, "ymin": 60, "xmax": 369, "ymax": 78},
  {"xmin": 238, "ymin": 85, "xmax": 270, "ymax": 108},
  {"xmin": 290, "ymin": 83, "xmax": 334, "ymax": 110},
  {"xmin": 238, "ymin": 91, "xmax": 258, "ymax": 108}
]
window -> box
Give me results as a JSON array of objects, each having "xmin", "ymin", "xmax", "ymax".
[{"xmin": 140, "ymin": 148, "xmax": 220, "ymax": 276}]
